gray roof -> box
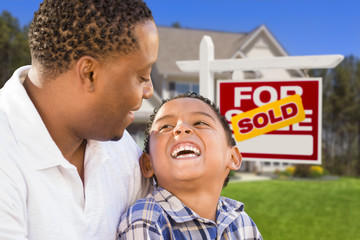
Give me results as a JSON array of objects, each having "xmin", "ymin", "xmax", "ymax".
[{"xmin": 156, "ymin": 26, "xmax": 249, "ymax": 76}]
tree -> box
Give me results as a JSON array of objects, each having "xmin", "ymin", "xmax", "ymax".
[
  {"xmin": 0, "ymin": 11, "xmax": 30, "ymax": 88},
  {"xmin": 311, "ymin": 56, "xmax": 360, "ymax": 176},
  {"xmin": 171, "ymin": 21, "xmax": 182, "ymax": 28}
]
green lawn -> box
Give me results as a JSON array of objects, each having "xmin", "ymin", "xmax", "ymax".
[{"xmin": 221, "ymin": 177, "xmax": 360, "ymax": 240}]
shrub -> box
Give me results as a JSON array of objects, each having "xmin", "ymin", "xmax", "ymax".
[
  {"xmin": 285, "ymin": 166, "xmax": 296, "ymax": 175},
  {"xmin": 310, "ymin": 165, "xmax": 324, "ymax": 178},
  {"xmin": 275, "ymin": 165, "xmax": 326, "ymax": 179}
]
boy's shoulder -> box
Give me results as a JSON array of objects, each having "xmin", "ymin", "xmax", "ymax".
[
  {"xmin": 118, "ymin": 187, "xmax": 174, "ymax": 237},
  {"xmin": 120, "ymin": 192, "xmax": 163, "ymax": 224},
  {"xmin": 218, "ymin": 196, "xmax": 245, "ymax": 213},
  {"xmin": 218, "ymin": 196, "xmax": 262, "ymax": 239},
  {"xmin": 119, "ymin": 187, "xmax": 173, "ymax": 228}
]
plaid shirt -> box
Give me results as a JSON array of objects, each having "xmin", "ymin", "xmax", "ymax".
[{"xmin": 118, "ymin": 187, "xmax": 262, "ymax": 240}]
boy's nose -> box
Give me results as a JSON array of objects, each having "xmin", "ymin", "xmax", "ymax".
[{"xmin": 173, "ymin": 123, "xmax": 193, "ymax": 136}]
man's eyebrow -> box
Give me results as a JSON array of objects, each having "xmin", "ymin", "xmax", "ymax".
[{"xmin": 141, "ymin": 61, "xmax": 157, "ymax": 71}]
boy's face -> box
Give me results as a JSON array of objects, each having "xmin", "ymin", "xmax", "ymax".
[{"xmin": 143, "ymin": 97, "xmax": 241, "ymax": 191}]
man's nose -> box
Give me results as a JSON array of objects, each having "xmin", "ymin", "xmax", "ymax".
[{"xmin": 143, "ymin": 79, "xmax": 153, "ymax": 99}]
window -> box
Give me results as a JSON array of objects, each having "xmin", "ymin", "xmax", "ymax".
[{"xmin": 169, "ymin": 82, "xmax": 199, "ymax": 97}]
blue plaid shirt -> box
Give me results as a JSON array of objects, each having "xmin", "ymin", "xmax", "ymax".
[{"xmin": 118, "ymin": 187, "xmax": 262, "ymax": 240}]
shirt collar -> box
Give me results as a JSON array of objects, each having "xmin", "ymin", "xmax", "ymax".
[
  {"xmin": 152, "ymin": 186, "xmax": 244, "ymax": 226},
  {"xmin": 216, "ymin": 196, "xmax": 244, "ymax": 234},
  {"xmin": 84, "ymin": 140, "xmax": 109, "ymax": 182},
  {"xmin": 2, "ymin": 66, "xmax": 74, "ymax": 170}
]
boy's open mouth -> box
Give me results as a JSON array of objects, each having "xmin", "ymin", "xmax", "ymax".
[{"xmin": 171, "ymin": 144, "xmax": 201, "ymax": 159}]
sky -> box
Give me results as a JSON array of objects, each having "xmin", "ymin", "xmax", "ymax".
[{"xmin": 0, "ymin": 0, "xmax": 359, "ymax": 58}]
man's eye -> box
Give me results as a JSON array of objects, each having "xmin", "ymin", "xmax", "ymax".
[{"xmin": 140, "ymin": 77, "xmax": 150, "ymax": 83}]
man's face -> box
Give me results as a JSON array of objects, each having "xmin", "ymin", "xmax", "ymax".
[
  {"xmin": 85, "ymin": 20, "xmax": 159, "ymax": 141},
  {"xmin": 147, "ymin": 98, "xmax": 238, "ymax": 192}
]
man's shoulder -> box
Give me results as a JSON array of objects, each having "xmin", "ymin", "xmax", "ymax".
[
  {"xmin": 0, "ymin": 110, "xmax": 26, "ymax": 188},
  {"xmin": 0, "ymin": 108, "xmax": 20, "ymax": 162}
]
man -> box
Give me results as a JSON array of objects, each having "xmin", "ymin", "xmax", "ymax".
[{"xmin": 0, "ymin": 0, "xmax": 159, "ymax": 239}]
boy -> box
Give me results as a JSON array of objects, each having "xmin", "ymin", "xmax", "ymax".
[{"xmin": 118, "ymin": 92, "xmax": 262, "ymax": 239}]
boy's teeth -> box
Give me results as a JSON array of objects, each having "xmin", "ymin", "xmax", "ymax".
[
  {"xmin": 171, "ymin": 145, "xmax": 201, "ymax": 158},
  {"xmin": 177, "ymin": 153, "xmax": 197, "ymax": 158}
]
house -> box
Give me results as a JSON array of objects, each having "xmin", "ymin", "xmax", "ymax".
[{"xmin": 127, "ymin": 24, "xmax": 305, "ymax": 173}]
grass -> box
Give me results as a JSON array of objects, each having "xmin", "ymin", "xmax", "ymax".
[{"xmin": 221, "ymin": 177, "xmax": 360, "ymax": 240}]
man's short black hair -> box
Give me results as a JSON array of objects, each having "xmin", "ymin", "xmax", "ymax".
[
  {"xmin": 29, "ymin": 0, "xmax": 153, "ymax": 78},
  {"xmin": 144, "ymin": 92, "xmax": 237, "ymax": 187}
]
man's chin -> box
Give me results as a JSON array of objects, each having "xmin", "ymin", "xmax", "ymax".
[
  {"xmin": 110, "ymin": 136, "xmax": 122, "ymax": 142},
  {"xmin": 109, "ymin": 124, "xmax": 131, "ymax": 141}
]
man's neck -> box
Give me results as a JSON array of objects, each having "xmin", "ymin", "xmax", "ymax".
[{"xmin": 23, "ymin": 73, "xmax": 87, "ymax": 182}]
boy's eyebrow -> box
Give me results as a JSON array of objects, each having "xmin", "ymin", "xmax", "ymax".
[
  {"xmin": 153, "ymin": 114, "xmax": 174, "ymax": 125},
  {"xmin": 193, "ymin": 111, "xmax": 216, "ymax": 122},
  {"xmin": 153, "ymin": 111, "xmax": 216, "ymax": 125}
]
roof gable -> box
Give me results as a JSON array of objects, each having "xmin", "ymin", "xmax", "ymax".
[
  {"xmin": 154, "ymin": 25, "xmax": 304, "ymax": 78},
  {"xmin": 156, "ymin": 26, "xmax": 247, "ymax": 75},
  {"xmin": 240, "ymin": 25, "xmax": 289, "ymax": 57}
]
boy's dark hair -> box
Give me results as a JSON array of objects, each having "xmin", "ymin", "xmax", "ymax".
[
  {"xmin": 144, "ymin": 92, "xmax": 237, "ymax": 187},
  {"xmin": 29, "ymin": 0, "xmax": 153, "ymax": 79}
]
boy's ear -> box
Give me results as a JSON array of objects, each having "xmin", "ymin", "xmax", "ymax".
[
  {"xmin": 227, "ymin": 146, "xmax": 242, "ymax": 171},
  {"xmin": 139, "ymin": 152, "xmax": 154, "ymax": 178}
]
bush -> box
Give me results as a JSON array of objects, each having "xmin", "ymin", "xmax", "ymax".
[
  {"xmin": 285, "ymin": 166, "xmax": 296, "ymax": 175},
  {"xmin": 275, "ymin": 165, "xmax": 326, "ymax": 178},
  {"xmin": 310, "ymin": 165, "xmax": 324, "ymax": 178}
]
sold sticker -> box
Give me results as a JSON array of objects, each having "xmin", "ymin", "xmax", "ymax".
[{"xmin": 231, "ymin": 94, "xmax": 305, "ymax": 142}]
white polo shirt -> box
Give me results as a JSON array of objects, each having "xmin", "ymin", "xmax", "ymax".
[{"xmin": 0, "ymin": 66, "xmax": 150, "ymax": 240}]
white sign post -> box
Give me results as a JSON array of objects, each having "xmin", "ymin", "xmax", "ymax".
[
  {"xmin": 176, "ymin": 35, "xmax": 344, "ymax": 102},
  {"xmin": 176, "ymin": 35, "xmax": 344, "ymax": 164}
]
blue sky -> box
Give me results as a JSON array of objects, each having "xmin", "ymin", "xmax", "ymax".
[{"xmin": 1, "ymin": 0, "xmax": 359, "ymax": 58}]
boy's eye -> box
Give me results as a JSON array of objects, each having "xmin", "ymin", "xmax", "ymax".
[
  {"xmin": 158, "ymin": 124, "xmax": 173, "ymax": 132},
  {"xmin": 194, "ymin": 121, "xmax": 209, "ymax": 126}
]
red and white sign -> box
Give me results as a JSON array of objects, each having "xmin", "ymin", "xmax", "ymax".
[{"xmin": 217, "ymin": 78, "xmax": 322, "ymax": 164}]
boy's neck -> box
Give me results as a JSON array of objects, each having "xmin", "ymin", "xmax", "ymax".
[{"xmin": 169, "ymin": 187, "xmax": 223, "ymax": 221}]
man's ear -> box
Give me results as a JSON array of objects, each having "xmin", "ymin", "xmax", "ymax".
[
  {"xmin": 227, "ymin": 146, "xmax": 242, "ymax": 171},
  {"xmin": 76, "ymin": 56, "xmax": 97, "ymax": 92},
  {"xmin": 139, "ymin": 152, "xmax": 154, "ymax": 178}
]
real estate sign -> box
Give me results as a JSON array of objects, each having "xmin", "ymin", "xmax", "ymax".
[{"xmin": 217, "ymin": 78, "xmax": 322, "ymax": 164}]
